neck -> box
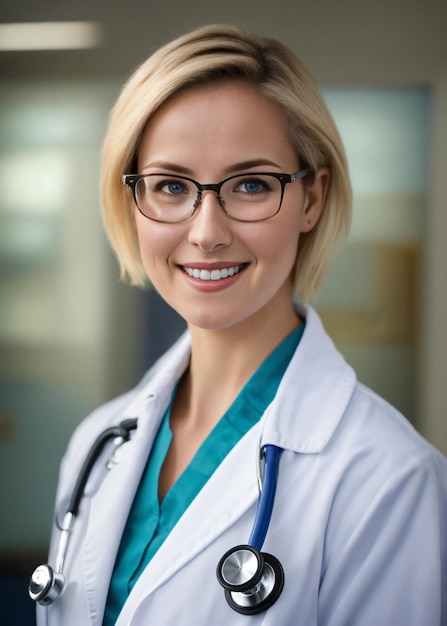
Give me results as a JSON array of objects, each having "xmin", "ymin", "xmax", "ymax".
[{"xmin": 178, "ymin": 301, "xmax": 301, "ymax": 429}]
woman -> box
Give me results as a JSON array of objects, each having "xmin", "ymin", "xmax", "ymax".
[{"xmin": 33, "ymin": 24, "xmax": 447, "ymax": 625}]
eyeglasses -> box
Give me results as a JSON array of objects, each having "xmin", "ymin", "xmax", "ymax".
[{"xmin": 122, "ymin": 168, "xmax": 313, "ymax": 223}]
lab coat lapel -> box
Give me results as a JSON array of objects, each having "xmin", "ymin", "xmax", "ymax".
[
  {"xmin": 82, "ymin": 395, "xmax": 164, "ymax": 626},
  {"xmin": 82, "ymin": 334, "xmax": 191, "ymax": 624},
  {"xmin": 116, "ymin": 424, "xmax": 260, "ymax": 623}
]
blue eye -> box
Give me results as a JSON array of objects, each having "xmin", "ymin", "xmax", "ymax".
[
  {"xmin": 234, "ymin": 177, "xmax": 271, "ymax": 195},
  {"xmin": 242, "ymin": 181, "xmax": 263, "ymax": 193},
  {"xmin": 161, "ymin": 181, "xmax": 187, "ymax": 195}
]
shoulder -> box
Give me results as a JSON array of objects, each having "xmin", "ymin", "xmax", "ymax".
[
  {"xmin": 297, "ymin": 305, "xmax": 445, "ymax": 471},
  {"xmin": 320, "ymin": 381, "xmax": 447, "ymax": 553},
  {"xmin": 282, "ymin": 305, "xmax": 447, "ymax": 529},
  {"xmin": 320, "ymin": 377, "xmax": 447, "ymax": 514},
  {"xmin": 344, "ymin": 380, "xmax": 445, "ymax": 471}
]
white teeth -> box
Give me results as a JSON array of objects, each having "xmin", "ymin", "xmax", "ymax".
[{"xmin": 183, "ymin": 265, "xmax": 242, "ymax": 281}]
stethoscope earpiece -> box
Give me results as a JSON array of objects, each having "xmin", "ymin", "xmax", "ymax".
[
  {"xmin": 217, "ymin": 545, "xmax": 284, "ymax": 615},
  {"xmin": 28, "ymin": 564, "xmax": 65, "ymax": 606}
]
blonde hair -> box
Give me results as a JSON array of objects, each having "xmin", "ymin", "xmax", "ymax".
[{"xmin": 101, "ymin": 24, "xmax": 352, "ymax": 303}]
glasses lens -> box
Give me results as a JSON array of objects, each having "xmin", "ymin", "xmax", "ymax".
[
  {"xmin": 135, "ymin": 175, "xmax": 197, "ymax": 222},
  {"xmin": 220, "ymin": 174, "xmax": 282, "ymax": 221}
]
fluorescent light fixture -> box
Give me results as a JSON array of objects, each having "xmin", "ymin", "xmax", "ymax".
[{"xmin": 0, "ymin": 22, "xmax": 102, "ymax": 51}]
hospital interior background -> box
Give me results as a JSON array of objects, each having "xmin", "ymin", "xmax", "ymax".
[{"xmin": 1, "ymin": 0, "xmax": 447, "ymax": 623}]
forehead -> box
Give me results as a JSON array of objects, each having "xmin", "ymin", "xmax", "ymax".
[{"xmin": 137, "ymin": 80, "xmax": 297, "ymax": 172}]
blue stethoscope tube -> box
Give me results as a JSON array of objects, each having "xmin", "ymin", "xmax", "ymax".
[{"xmin": 249, "ymin": 444, "xmax": 282, "ymax": 550}]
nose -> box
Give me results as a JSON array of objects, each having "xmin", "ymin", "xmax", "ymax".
[{"xmin": 188, "ymin": 190, "xmax": 232, "ymax": 252}]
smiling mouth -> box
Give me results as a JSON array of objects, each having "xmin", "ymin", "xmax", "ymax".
[{"xmin": 182, "ymin": 264, "xmax": 245, "ymax": 281}]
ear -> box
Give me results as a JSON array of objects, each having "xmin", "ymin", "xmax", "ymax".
[{"xmin": 300, "ymin": 167, "xmax": 330, "ymax": 233}]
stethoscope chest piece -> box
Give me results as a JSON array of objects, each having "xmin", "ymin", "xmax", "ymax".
[
  {"xmin": 29, "ymin": 564, "xmax": 65, "ymax": 605},
  {"xmin": 216, "ymin": 544, "xmax": 284, "ymax": 615}
]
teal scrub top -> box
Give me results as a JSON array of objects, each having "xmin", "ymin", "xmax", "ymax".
[{"xmin": 103, "ymin": 324, "xmax": 304, "ymax": 625}]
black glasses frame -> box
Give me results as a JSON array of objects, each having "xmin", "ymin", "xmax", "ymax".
[{"xmin": 122, "ymin": 167, "xmax": 314, "ymax": 223}]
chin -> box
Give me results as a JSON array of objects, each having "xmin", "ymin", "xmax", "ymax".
[{"xmin": 183, "ymin": 308, "xmax": 248, "ymax": 333}]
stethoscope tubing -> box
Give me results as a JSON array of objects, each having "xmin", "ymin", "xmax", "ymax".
[
  {"xmin": 29, "ymin": 418, "xmax": 139, "ymax": 605},
  {"xmin": 248, "ymin": 444, "xmax": 282, "ymax": 551},
  {"xmin": 67, "ymin": 418, "xmax": 138, "ymax": 516}
]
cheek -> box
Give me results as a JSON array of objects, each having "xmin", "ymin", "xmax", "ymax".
[
  {"xmin": 251, "ymin": 213, "xmax": 301, "ymax": 271},
  {"xmin": 267, "ymin": 233, "xmax": 300, "ymax": 277},
  {"xmin": 134, "ymin": 217, "xmax": 180, "ymax": 276}
]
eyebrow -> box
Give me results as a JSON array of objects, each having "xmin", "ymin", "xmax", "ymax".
[
  {"xmin": 140, "ymin": 159, "xmax": 283, "ymax": 177},
  {"xmin": 141, "ymin": 161, "xmax": 194, "ymax": 175}
]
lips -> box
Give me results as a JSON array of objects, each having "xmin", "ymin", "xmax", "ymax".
[{"xmin": 182, "ymin": 264, "xmax": 244, "ymax": 281}]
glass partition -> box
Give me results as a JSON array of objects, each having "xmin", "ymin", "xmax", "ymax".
[{"xmin": 317, "ymin": 88, "xmax": 429, "ymax": 423}]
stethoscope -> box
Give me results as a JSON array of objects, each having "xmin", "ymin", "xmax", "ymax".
[
  {"xmin": 29, "ymin": 419, "xmax": 284, "ymax": 615},
  {"xmin": 216, "ymin": 443, "xmax": 284, "ymax": 614},
  {"xmin": 28, "ymin": 418, "xmax": 138, "ymax": 606}
]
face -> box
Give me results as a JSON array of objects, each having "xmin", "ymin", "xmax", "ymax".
[{"xmin": 133, "ymin": 80, "xmax": 326, "ymax": 333}]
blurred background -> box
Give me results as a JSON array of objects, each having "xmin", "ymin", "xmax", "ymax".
[{"xmin": 1, "ymin": 0, "xmax": 446, "ymax": 623}]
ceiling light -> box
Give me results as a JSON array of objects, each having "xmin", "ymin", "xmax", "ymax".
[{"xmin": 0, "ymin": 22, "xmax": 102, "ymax": 51}]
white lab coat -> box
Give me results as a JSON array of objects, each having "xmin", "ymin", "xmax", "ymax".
[{"xmin": 37, "ymin": 307, "xmax": 447, "ymax": 626}]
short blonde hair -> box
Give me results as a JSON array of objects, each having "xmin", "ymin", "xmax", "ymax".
[{"xmin": 101, "ymin": 24, "xmax": 352, "ymax": 303}]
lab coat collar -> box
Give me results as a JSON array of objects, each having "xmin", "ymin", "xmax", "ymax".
[
  {"xmin": 122, "ymin": 331, "xmax": 191, "ymax": 419},
  {"xmin": 260, "ymin": 305, "xmax": 357, "ymax": 454},
  {"xmin": 122, "ymin": 305, "xmax": 356, "ymax": 456}
]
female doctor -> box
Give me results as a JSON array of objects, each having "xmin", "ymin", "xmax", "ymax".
[{"xmin": 33, "ymin": 24, "xmax": 447, "ymax": 626}]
